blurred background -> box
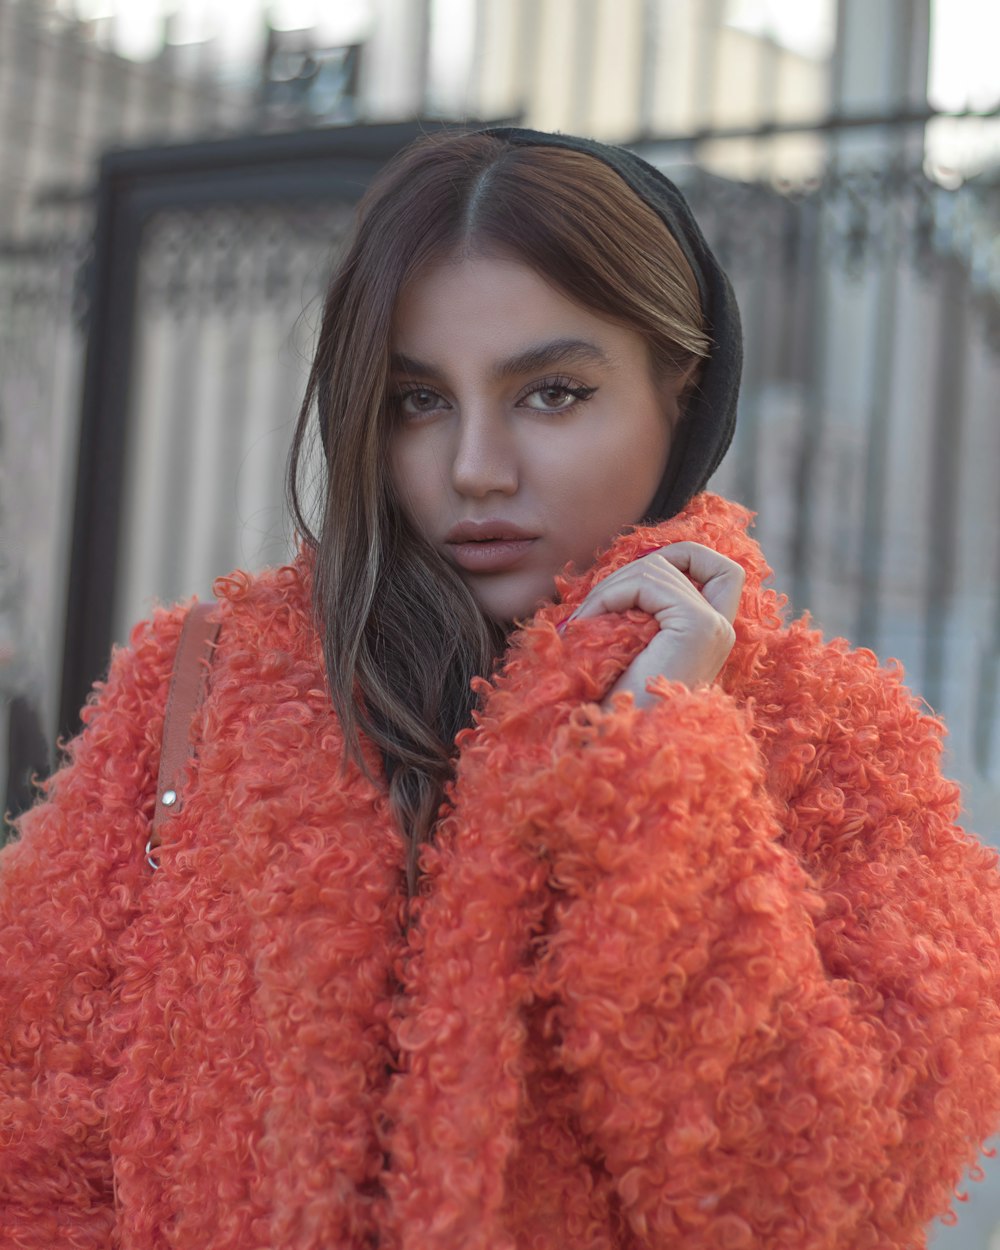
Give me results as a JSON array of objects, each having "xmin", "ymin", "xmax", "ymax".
[{"xmin": 0, "ymin": 3, "xmax": 998, "ymax": 1234}]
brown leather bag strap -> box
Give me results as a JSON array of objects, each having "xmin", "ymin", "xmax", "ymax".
[{"xmin": 146, "ymin": 601, "xmax": 221, "ymax": 867}]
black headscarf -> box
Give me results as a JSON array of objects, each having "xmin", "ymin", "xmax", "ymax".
[{"xmin": 477, "ymin": 126, "xmax": 742, "ymax": 522}]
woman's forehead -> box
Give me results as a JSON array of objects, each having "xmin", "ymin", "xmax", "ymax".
[{"xmin": 389, "ymin": 254, "xmax": 636, "ymax": 370}]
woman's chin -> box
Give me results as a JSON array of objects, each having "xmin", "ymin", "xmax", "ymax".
[{"xmin": 466, "ymin": 572, "xmax": 557, "ymax": 628}]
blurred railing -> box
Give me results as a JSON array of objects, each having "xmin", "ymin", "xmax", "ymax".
[{"xmin": 671, "ymin": 160, "xmax": 1000, "ymax": 838}]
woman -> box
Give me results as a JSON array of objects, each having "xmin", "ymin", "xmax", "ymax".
[{"xmin": 3, "ymin": 126, "xmax": 1000, "ymax": 1250}]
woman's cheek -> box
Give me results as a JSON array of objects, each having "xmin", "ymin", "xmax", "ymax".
[{"xmin": 390, "ymin": 435, "xmax": 440, "ymax": 526}]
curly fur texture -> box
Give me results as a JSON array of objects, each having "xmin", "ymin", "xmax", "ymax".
[{"xmin": 3, "ymin": 491, "xmax": 1000, "ymax": 1249}]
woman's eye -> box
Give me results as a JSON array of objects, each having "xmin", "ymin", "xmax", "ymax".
[
  {"xmin": 521, "ymin": 381, "xmax": 597, "ymax": 411},
  {"xmin": 395, "ymin": 379, "xmax": 596, "ymax": 417},
  {"xmin": 397, "ymin": 387, "xmax": 444, "ymax": 417}
]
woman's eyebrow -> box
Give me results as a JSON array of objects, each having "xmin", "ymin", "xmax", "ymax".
[{"xmin": 389, "ymin": 338, "xmax": 613, "ymax": 382}]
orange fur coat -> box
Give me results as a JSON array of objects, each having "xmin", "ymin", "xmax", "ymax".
[{"xmin": 4, "ymin": 491, "xmax": 1000, "ymax": 1249}]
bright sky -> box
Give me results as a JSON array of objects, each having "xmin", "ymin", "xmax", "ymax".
[{"xmin": 926, "ymin": 0, "xmax": 1000, "ymax": 110}]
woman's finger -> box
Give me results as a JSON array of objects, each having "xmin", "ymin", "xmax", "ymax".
[
  {"xmin": 568, "ymin": 559, "xmax": 703, "ymax": 622},
  {"xmin": 653, "ymin": 542, "xmax": 745, "ymax": 623},
  {"xmin": 566, "ymin": 543, "xmax": 745, "ymax": 625}
]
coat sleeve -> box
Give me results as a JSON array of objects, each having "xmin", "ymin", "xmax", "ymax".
[
  {"xmin": 386, "ymin": 611, "xmax": 1000, "ymax": 1250},
  {"xmin": 0, "ymin": 605, "xmax": 185, "ymax": 1248},
  {"xmin": 765, "ymin": 623, "xmax": 1000, "ymax": 1239}
]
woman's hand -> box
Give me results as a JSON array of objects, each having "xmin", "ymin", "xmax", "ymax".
[{"xmin": 560, "ymin": 542, "xmax": 745, "ymax": 710}]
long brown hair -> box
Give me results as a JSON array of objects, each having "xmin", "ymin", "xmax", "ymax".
[{"xmin": 286, "ymin": 129, "xmax": 710, "ymax": 892}]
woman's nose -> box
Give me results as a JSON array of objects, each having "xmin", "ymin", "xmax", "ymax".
[{"xmin": 450, "ymin": 414, "xmax": 519, "ymax": 498}]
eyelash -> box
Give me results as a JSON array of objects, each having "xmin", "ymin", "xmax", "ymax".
[{"xmin": 394, "ymin": 375, "xmax": 598, "ymax": 418}]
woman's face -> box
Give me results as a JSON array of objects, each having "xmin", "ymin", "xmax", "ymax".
[{"xmin": 388, "ymin": 252, "xmax": 685, "ymax": 625}]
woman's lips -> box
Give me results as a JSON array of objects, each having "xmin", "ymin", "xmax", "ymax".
[{"xmin": 446, "ymin": 538, "xmax": 537, "ymax": 572}]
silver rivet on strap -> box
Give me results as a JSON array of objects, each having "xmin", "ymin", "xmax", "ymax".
[{"xmin": 161, "ymin": 789, "xmax": 177, "ymax": 807}]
